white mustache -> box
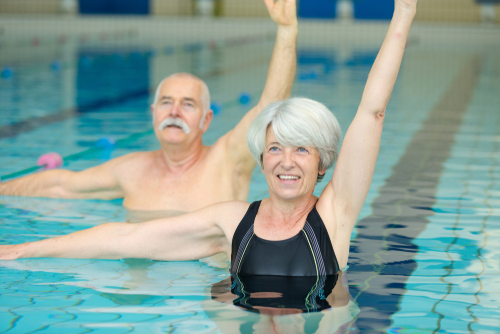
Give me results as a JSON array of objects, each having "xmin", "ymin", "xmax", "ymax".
[{"xmin": 158, "ymin": 117, "xmax": 191, "ymax": 134}]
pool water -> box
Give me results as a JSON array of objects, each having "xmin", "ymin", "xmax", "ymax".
[{"xmin": 1, "ymin": 18, "xmax": 500, "ymax": 333}]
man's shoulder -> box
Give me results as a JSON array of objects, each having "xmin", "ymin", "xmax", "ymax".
[
  {"xmin": 104, "ymin": 151, "xmax": 156, "ymax": 172},
  {"xmin": 113, "ymin": 151, "xmax": 155, "ymax": 163}
]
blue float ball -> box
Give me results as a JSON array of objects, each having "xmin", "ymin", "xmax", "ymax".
[
  {"xmin": 96, "ymin": 137, "xmax": 116, "ymax": 149},
  {"xmin": 238, "ymin": 92, "xmax": 252, "ymax": 105},
  {"xmin": 51, "ymin": 60, "xmax": 62, "ymax": 71},
  {"xmin": 1, "ymin": 67, "xmax": 13, "ymax": 79},
  {"xmin": 211, "ymin": 102, "xmax": 222, "ymax": 115}
]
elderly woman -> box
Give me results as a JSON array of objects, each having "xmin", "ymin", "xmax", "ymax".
[{"xmin": 1, "ymin": 0, "xmax": 417, "ymax": 310}]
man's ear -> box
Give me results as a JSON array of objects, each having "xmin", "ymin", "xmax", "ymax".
[{"xmin": 201, "ymin": 110, "xmax": 214, "ymax": 132}]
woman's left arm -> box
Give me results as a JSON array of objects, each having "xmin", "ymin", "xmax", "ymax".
[{"xmin": 320, "ymin": 0, "xmax": 418, "ymax": 229}]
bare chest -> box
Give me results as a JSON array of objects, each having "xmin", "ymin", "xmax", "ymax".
[{"xmin": 120, "ymin": 158, "xmax": 247, "ymax": 211}]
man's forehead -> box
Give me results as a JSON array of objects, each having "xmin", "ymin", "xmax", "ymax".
[{"xmin": 160, "ymin": 76, "xmax": 202, "ymax": 96}]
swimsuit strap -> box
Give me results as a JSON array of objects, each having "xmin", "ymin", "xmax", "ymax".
[
  {"xmin": 305, "ymin": 206, "xmax": 340, "ymax": 274},
  {"xmin": 231, "ymin": 201, "xmax": 261, "ymax": 273}
]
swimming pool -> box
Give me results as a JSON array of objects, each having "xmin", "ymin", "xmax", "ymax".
[{"xmin": 1, "ymin": 17, "xmax": 500, "ymax": 333}]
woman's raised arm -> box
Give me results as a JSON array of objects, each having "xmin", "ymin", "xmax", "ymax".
[
  {"xmin": 0, "ymin": 201, "xmax": 248, "ymax": 261},
  {"xmin": 320, "ymin": 0, "xmax": 418, "ymax": 228}
]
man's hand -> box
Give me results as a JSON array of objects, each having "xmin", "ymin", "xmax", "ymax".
[{"xmin": 264, "ymin": 0, "xmax": 297, "ymax": 27}]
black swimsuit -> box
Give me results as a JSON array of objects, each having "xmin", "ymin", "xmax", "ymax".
[
  {"xmin": 231, "ymin": 200, "xmax": 340, "ymax": 277},
  {"xmin": 225, "ymin": 201, "xmax": 340, "ymax": 313}
]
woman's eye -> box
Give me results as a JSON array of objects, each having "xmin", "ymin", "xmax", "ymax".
[
  {"xmin": 297, "ymin": 147, "xmax": 308, "ymax": 153},
  {"xmin": 269, "ymin": 146, "xmax": 280, "ymax": 152}
]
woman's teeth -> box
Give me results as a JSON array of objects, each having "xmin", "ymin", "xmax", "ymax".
[{"xmin": 278, "ymin": 175, "xmax": 299, "ymax": 180}]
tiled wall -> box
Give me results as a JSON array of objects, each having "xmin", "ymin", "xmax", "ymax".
[
  {"xmin": 0, "ymin": 0, "xmax": 499, "ymax": 23},
  {"xmin": 221, "ymin": 0, "xmax": 268, "ymax": 17},
  {"xmin": 0, "ymin": 0, "xmax": 63, "ymax": 14},
  {"xmin": 416, "ymin": 0, "xmax": 499, "ymax": 23},
  {"xmin": 151, "ymin": 0, "xmax": 193, "ymax": 16}
]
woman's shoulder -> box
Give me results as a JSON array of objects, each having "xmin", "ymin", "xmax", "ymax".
[{"xmin": 206, "ymin": 200, "xmax": 253, "ymax": 224}]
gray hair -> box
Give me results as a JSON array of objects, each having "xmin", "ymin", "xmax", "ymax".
[
  {"xmin": 247, "ymin": 98, "xmax": 341, "ymax": 181},
  {"xmin": 153, "ymin": 73, "xmax": 211, "ymax": 128}
]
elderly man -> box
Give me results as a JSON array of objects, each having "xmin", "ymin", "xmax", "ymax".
[{"xmin": 0, "ymin": 0, "xmax": 297, "ymax": 214}]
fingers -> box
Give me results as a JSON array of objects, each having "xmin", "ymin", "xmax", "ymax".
[
  {"xmin": 263, "ymin": 0, "xmax": 297, "ymax": 26},
  {"xmin": 263, "ymin": 0, "xmax": 275, "ymax": 13}
]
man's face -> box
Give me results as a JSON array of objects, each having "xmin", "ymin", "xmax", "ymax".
[{"xmin": 151, "ymin": 76, "xmax": 212, "ymax": 146}]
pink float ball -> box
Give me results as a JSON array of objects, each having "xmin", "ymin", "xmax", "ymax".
[{"xmin": 37, "ymin": 152, "xmax": 63, "ymax": 169}]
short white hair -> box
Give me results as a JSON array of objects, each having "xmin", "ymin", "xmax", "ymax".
[
  {"xmin": 247, "ymin": 98, "xmax": 341, "ymax": 180},
  {"xmin": 153, "ymin": 73, "xmax": 211, "ymax": 128}
]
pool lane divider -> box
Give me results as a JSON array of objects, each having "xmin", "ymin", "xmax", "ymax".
[
  {"xmin": 0, "ymin": 88, "xmax": 152, "ymax": 140},
  {"xmin": 345, "ymin": 57, "xmax": 483, "ymax": 332},
  {"xmin": 0, "ymin": 92, "xmax": 255, "ymax": 182}
]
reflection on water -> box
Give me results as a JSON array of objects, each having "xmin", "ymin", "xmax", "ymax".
[
  {"xmin": 227, "ymin": 274, "xmax": 339, "ymax": 314},
  {"xmin": 210, "ymin": 271, "xmax": 360, "ymax": 333}
]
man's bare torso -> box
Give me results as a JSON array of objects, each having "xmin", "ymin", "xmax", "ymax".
[{"xmin": 116, "ymin": 138, "xmax": 251, "ymax": 212}]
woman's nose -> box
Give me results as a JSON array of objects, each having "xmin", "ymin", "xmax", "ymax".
[{"xmin": 281, "ymin": 150, "xmax": 295, "ymax": 169}]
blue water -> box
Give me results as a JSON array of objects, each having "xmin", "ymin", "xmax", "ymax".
[{"xmin": 1, "ymin": 20, "xmax": 500, "ymax": 333}]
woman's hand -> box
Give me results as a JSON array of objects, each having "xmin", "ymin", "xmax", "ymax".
[
  {"xmin": 397, "ymin": 0, "xmax": 417, "ymax": 8},
  {"xmin": 0, "ymin": 244, "xmax": 24, "ymax": 260},
  {"xmin": 264, "ymin": 0, "xmax": 297, "ymax": 27}
]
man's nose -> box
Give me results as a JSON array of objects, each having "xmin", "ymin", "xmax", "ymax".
[{"xmin": 169, "ymin": 103, "xmax": 181, "ymax": 117}]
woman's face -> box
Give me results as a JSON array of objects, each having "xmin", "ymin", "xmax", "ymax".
[{"xmin": 262, "ymin": 127, "xmax": 325, "ymax": 201}]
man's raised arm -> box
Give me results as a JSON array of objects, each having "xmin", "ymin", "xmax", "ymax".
[{"xmin": 225, "ymin": 0, "xmax": 298, "ymax": 173}]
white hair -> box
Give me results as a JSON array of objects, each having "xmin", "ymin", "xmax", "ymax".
[
  {"xmin": 247, "ymin": 98, "xmax": 341, "ymax": 181},
  {"xmin": 153, "ymin": 73, "xmax": 211, "ymax": 128}
]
